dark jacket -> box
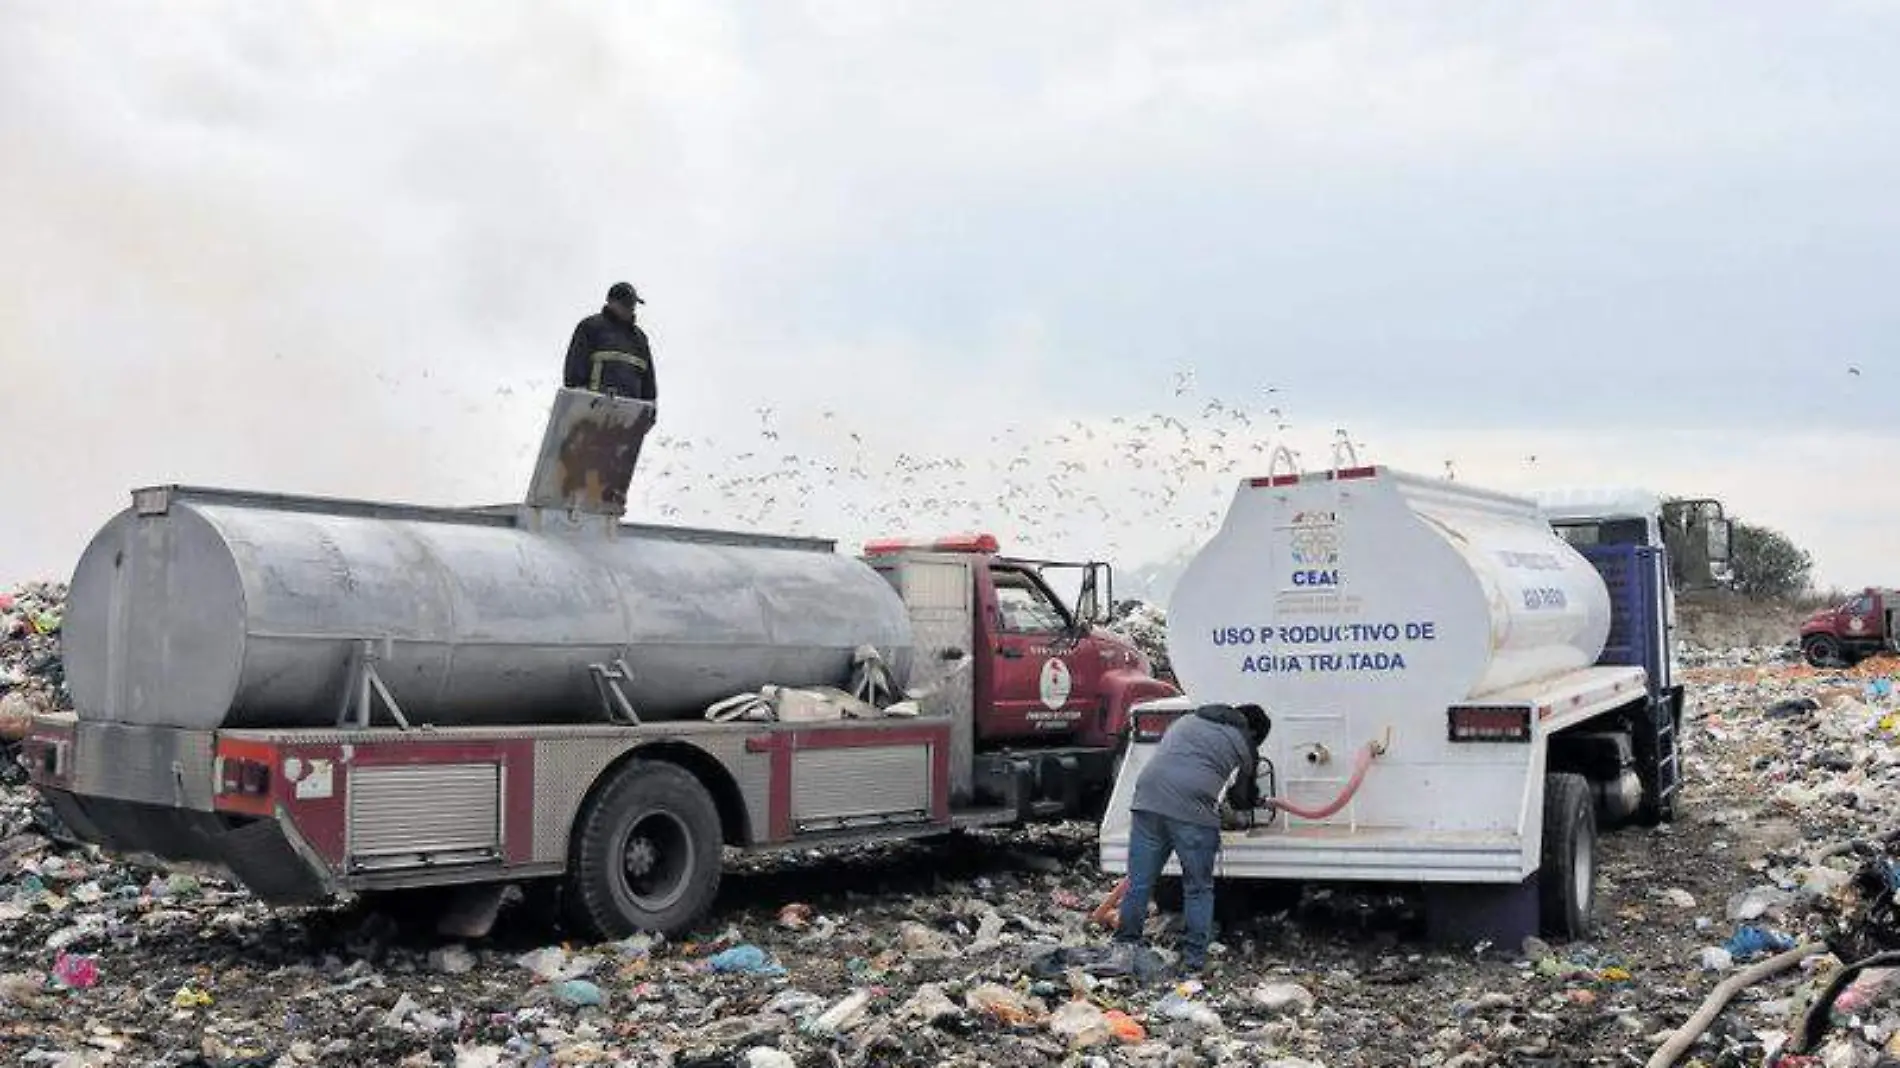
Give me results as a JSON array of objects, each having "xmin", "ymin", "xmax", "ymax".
[
  {"xmin": 1130, "ymin": 704, "xmax": 1263, "ymax": 827},
  {"xmin": 564, "ymin": 309, "xmax": 657, "ymax": 401}
]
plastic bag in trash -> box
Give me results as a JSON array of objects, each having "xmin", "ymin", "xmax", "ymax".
[
  {"xmin": 49, "ymin": 952, "xmax": 97, "ymax": 991},
  {"xmin": 1156, "ymin": 991, "xmax": 1222, "ymax": 1030},
  {"xmin": 966, "ymin": 983, "xmax": 1047, "ymax": 1027},
  {"xmin": 1725, "ymin": 925, "xmax": 1798, "ymax": 961},
  {"xmin": 707, "ymin": 944, "xmax": 787, "ymax": 976}
]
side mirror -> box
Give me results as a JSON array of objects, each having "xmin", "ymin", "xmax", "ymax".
[
  {"xmin": 1073, "ymin": 567, "xmax": 1099, "ymax": 629},
  {"xmin": 1707, "ymin": 519, "xmax": 1732, "ymax": 567},
  {"xmin": 1072, "ymin": 562, "xmax": 1114, "ymax": 628},
  {"xmin": 1661, "ymin": 497, "xmax": 1729, "ymax": 591}
]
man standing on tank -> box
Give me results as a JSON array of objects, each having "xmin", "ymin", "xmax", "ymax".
[
  {"xmin": 565, "ymin": 282, "xmax": 657, "ymax": 404},
  {"xmin": 1113, "ymin": 703, "xmax": 1268, "ymax": 975}
]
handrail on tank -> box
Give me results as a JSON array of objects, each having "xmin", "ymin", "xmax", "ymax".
[
  {"xmin": 1264, "ymin": 444, "xmax": 1302, "ymax": 484},
  {"xmin": 1329, "ymin": 433, "xmax": 1362, "ymax": 476}
]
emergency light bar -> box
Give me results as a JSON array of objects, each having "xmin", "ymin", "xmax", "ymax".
[
  {"xmin": 1447, "ymin": 705, "xmax": 1533, "ymax": 743},
  {"xmin": 862, "ymin": 532, "xmax": 1001, "ymax": 556}
]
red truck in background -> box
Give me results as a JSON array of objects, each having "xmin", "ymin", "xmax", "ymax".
[{"xmin": 1801, "ymin": 587, "xmax": 1900, "ymax": 666}]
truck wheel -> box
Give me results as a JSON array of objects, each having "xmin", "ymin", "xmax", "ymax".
[
  {"xmin": 565, "ymin": 759, "xmax": 723, "ymax": 941},
  {"xmin": 1804, "ymin": 635, "xmax": 1843, "ymax": 668},
  {"xmin": 1539, "ymin": 773, "xmax": 1596, "ymax": 940}
]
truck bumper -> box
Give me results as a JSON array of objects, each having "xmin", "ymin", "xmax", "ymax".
[
  {"xmin": 36, "ymin": 788, "xmax": 332, "ymax": 904},
  {"xmin": 1099, "ymin": 823, "xmax": 1529, "ymax": 883}
]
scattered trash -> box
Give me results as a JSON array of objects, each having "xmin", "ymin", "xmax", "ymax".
[
  {"xmin": 516, "ymin": 946, "xmax": 598, "ymax": 983},
  {"xmin": 966, "ymin": 983, "xmax": 1047, "ymax": 1027},
  {"xmin": 553, "ymin": 979, "xmax": 605, "ymax": 1008},
  {"xmin": 0, "ymin": 607, "xmax": 1892, "ymax": 1066},
  {"xmin": 1661, "ymin": 888, "xmax": 1699, "ymax": 910},
  {"xmin": 430, "ymin": 944, "xmax": 478, "ymax": 975},
  {"xmin": 763, "ymin": 989, "xmax": 826, "ymax": 1020},
  {"xmin": 49, "ymin": 952, "xmax": 97, "ymax": 991},
  {"xmin": 1833, "ymin": 967, "xmax": 1900, "ymax": 1017},
  {"xmin": 1048, "ymin": 1000, "xmax": 1112, "ymax": 1048},
  {"xmin": 1252, "ymin": 981, "xmax": 1316, "ymax": 1017},
  {"xmin": 1728, "ymin": 885, "xmax": 1798, "ymax": 922},
  {"xmin": 1700, "ymin": 947, "xmax": 1736, "ymax": 972},
  {"xmin": 807, "ymin": 989, "xmax": 873, "ymax": 1036},
  {"xmin": 1103, "ymin": 1009, "xmax": 1147, "ymax": 1043},
  {"xmin": 707, "ymin": 944, "xmax": 787, "ymax": 976},
  {"xmin": 896, "ymin": 920, "xmax": 957, "ymax": 958},
  {"xmin": 1156, "ymin": 991, "xmax": 1223, "ymax": 1030},
  {"xmin": 1726, "ymin": 925, "xmax": 1799, "ymax": 961},
  {"xmin": 383, "ymin": 992, "xmax": 421, "ymax": 1029}
]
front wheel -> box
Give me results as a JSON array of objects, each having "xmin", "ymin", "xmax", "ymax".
[
  {"xmin": 565, "ymin": 759, "xmax": 723, "ymax": 941},
  {"xmin": 1539, "ymin": 773, "xmax": 1597, "ymax": 940},
  {"xmin": 1804, "ymin": 634, "xmax": 1844, "ymax": 668}
]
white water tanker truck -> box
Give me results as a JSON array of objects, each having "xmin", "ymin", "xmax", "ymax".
[
  {"xmin": 1099, "ymin": 456, "xmax": 1730, "ymax": 941},
  {"xmin": 25, "ymin": 390, "xmax": 1175, "ymax": 937}
]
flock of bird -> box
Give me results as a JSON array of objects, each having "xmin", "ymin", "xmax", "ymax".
[
  {"xmin": 435, "ymin": 360, "xmax": 1872, "ymax": 573},
  {"xmin": 612, "ymin": 374, "xmax": 1359, "ymax": 567}
]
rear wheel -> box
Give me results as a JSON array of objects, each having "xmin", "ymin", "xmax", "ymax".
[
  {"xmin": 1539, "ymin": 773, "xmax": 1596, "ymax": 940},
  {"xmin": 565, "ymin": 759, "xmax": 723, "ymax": 940},
  {"xmin": 1804, "ymin": 634, "xmax": 1843, "ymax": 668}
]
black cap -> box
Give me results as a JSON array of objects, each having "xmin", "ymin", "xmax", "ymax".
[
  {"xmin": 1235, "ymin": 703, "xmax": 1271, "ymax": 744},
  {"xmin": 606, "ymin": 282, "xmax": 644, "ymax": 305}
]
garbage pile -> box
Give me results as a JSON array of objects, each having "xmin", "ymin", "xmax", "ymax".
[
  {"xmin": 0, "ymin": 583, "xmax": 67, "ymax": 744},
  {"xmin": 7, "ymin": 623, "xmax": 1900, "ymax": 1063},
  {"xmin": 1109, "ymin": 600, "xmax": 1172, "ymax": 683}
]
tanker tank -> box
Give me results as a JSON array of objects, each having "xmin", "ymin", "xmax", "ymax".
[
  {"xmin": 61, "ymin": 390, "xmax": 915, "ymax": 731},
  {"xmin": 1167, "ymin": 468, "xmax": 1613, "ymax": 713}
]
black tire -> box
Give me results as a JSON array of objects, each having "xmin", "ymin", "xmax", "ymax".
[
  {"xmin": 1804, "ymin": 634, "xmax": 1843, "ymax": 668},
  {"xmin": 565, "ymin": 759, "xmax": 723, "ymax": 941},
  {"xmin": 1539, "ymin": 773, "xmax": 1597, "ymax": 940}
]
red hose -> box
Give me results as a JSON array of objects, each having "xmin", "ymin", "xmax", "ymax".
[
  {"xmin": 1090, "ymin": 739, "xmax": 1383, "ymax": 922},
  {"xmin": 1268, "ymin": 741, "xmax": 1377, "ymax": 821}
]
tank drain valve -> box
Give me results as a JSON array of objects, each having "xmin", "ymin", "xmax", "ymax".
[{"xmin": 1302, "ymin": 744, "xmax": 1331, "ymax": 766}]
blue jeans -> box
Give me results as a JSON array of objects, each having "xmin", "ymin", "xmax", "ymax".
[{"xmin": 1115, "ymin": 809, "xmax": 1219, "ymax": 969}]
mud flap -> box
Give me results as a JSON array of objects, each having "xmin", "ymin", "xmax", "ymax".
[{"xmin": 1422, "ymin": 878, "xmax": 1540, "ymax": 947}]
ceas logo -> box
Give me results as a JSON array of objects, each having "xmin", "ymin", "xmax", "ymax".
[
  {"xmin": 1289, "ymin": 511, "xmax": 1339, "ymax": 565},
  {"xmin": 1287, "ymin": 510, "xmax": 1341, "ymax": 587}
]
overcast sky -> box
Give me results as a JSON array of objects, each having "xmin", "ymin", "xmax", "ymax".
[{"xmin": 1, "ymin": 2, "xmax": 1893, "ymax": 593}]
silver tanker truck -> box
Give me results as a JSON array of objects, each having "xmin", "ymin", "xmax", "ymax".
[{"xmin": 24, "ymin": 390, "xmax": 1175, "ymax": 937}]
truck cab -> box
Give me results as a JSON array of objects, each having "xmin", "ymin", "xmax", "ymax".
[
  {"xmin": 862, "ymin": 534, "xmax": 1175, "ymax": 813},
  {"xmin": 1801, "ymin": 588, "xmax": 1898, "ymax": 666}
]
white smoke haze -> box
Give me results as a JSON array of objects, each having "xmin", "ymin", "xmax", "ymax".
[{"xmin": 1, "ymin": 3, "xmax": 1894, "ymax": 591}]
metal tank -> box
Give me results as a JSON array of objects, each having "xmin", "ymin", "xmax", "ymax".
[
  {"xmin": 62, "ymin": 391, "xmax": 915, "ymax": 731},
  {"xmin": 1167, "ymin": 466, "xmax": 1613, "ymax": 713}
]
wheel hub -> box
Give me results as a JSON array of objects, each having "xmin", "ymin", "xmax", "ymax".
[
  {"xmin": 624, "ymin": 837, "xmax": 658, "ymax": 877},
  {"xmin": 617, "ymin": 811, "xmax": 695, "ymax": 912}
]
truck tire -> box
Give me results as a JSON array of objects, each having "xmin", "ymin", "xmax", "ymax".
[
  {"xmin": 565, "ymin": 759, "xmax": 723, "ymax": 941},
  {"xmin": 1539, "ymin": 773, "xmax": 1596, "ymax": 940},
  {"xmin": 1804, "ymin": 634, "xmax": 1843, "ymax": 668}
]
